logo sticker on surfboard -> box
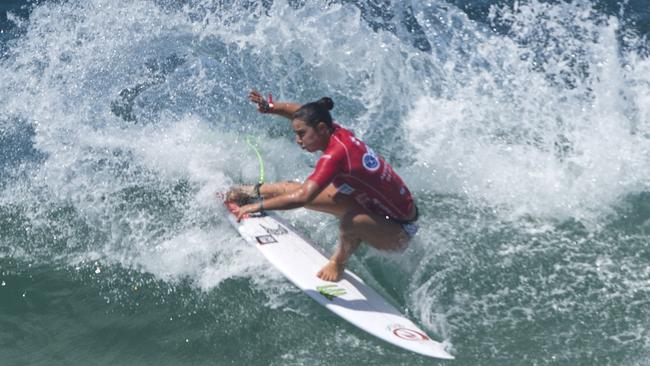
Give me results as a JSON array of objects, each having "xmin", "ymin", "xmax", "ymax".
[
  {"xmin": 316, "ymin": 284, "xmax": 347, "ymax": 301},
  {"xmin": 260, "ymin": 223, "xmax": 288, "ymax": 235},
  {"xmin": 255, "ymin": 235, "xmax": 277, "ymax": 244},
  {"xmin": 387, "ymin": 324, "xmax": 430, "ymax": 341}
]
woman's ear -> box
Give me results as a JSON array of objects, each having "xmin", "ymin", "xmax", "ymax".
[{"xmin": 317, "ymin": 121, "xmax": 329, "ymax": 135}]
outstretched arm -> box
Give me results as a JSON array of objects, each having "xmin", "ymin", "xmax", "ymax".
[
  {"xmin": 249, "ymin": 90, "xmax": 301, "ymax": 120},
  {"xmin": 234, "ymin": 180, "xmax": 322, "ymax": 221}
]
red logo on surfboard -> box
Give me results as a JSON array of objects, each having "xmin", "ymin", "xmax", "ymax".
[{"xmin": 392, "ymin": 327, "xmax": 430, "ymax": 341}]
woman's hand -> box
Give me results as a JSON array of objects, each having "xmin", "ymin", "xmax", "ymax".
[
  {"xmin": 234, "ymin": 202, "xmax": 262, "ymax": 222},
  {"xmin": 249, "ymin": 90, "xmax": 272, "ymax": 113},
  {"xmin": 226, "ymin": 185, "xmax": 254, "ymax": 204}
]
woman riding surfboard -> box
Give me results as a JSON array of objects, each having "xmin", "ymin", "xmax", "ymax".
[{"xmin": 226, "ymin": 90, "xmax": 418, "ymax": 282}]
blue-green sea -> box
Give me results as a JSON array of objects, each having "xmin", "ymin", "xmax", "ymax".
[{"xmin": 1, "ymin": 0, "xmax": 649, "ymax": 365}]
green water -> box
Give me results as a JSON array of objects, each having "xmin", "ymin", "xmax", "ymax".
[{"xmin": 2, "ymin": 191, "xmax": 649, "ymax": 365}]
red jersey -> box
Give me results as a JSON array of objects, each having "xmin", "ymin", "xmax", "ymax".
[{"xmin": 307, "ymin": 124, "xmax": 415, "ymax": 221}]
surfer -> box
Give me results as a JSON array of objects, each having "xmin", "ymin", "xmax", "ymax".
[{"xmin": 226, "ymin": 90, "xmax": 418, "ymax": 282}]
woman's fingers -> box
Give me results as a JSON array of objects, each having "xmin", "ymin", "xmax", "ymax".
[
  {"xmin": 235, "ymin": 205, "xmax": 251, "ymax": 222},
  {"xmin": 248, "ymin": 90, "xmax": 270, "ymax": 113},
  {"xmin": 249, "ymin": 90, "xmax": 263, "ymax": 103}
]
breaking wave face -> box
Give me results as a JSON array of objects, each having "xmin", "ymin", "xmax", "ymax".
[
  {"xmin": 403, "ymin": 0, "xmax": 650, "ymax": 224},
  {"xmin": 1, "ymin": 0, "xmax": 649, "ymax": 364}
]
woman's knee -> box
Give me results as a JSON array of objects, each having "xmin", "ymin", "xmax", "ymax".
[
  {"xmin": 339, "ymin": 211, "xmax": 411, "ymax": 251},
  {"xmin": 338, "ymin": 211, "xmax": 366, "ymax": 234}
]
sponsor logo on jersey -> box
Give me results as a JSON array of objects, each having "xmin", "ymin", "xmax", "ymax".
[
  {"xmin": 355, "ymin": 193, "xmax": 370, "ymax": 206},
  {"xmin": 336, "ymin": 183, "xmax": 355, "ymax": 195},
  {"xmin": 362, "ymin": 148, "xmax": 380, "ymax": 172},
  {"xmin": 380, "ymin": 165, "xmax": 393, "ymax": 182},
  {"xmin": 371, "ymin": 198, "xmax": 395, "ymax": 218}
]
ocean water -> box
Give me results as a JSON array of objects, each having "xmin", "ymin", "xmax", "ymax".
[{"xmin": 1, "ymin": 0, "xmax": 649, "ymax": 365}]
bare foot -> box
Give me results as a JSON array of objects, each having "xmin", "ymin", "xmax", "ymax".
[{"xmin": 317, "ymin": 260, "xmax": 344, "ymax": 282}]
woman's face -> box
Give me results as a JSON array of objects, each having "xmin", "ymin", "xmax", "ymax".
[{"xmin": 291, "ymin": 119, "xmax": 329, "ymax": 152}]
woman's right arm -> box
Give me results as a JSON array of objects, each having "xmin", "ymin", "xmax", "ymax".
[{"xmin": 249, "ymin": 90, "xmax": 301, "ymax": 120}]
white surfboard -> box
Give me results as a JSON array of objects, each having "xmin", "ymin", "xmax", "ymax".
[{"xmin": 225, "ymin": 202, "xmax": 454, "ymax": 360}]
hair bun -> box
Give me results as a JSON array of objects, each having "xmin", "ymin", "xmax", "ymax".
[{"xmin": 316, "ymin": 97, "xmax": 334, "ymax": 111}]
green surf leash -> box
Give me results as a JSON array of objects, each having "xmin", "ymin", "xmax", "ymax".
[{"xmin": 246, "ymin": 135, "xmax": 265, "ymax": 185}]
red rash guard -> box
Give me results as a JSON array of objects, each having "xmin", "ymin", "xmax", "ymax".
[{"xmin": 307, "ymin": 124, "xmax": 415, "ymax": 221}]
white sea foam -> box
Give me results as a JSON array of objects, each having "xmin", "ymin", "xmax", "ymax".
[{"xmin": 404, "ymin": 0, "xmax": 650, "ymax": 224}]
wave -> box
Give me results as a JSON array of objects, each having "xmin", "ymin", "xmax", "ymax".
[{"xmin": 0, "ymin": 2, "xmax": 649, "ymax": 363}]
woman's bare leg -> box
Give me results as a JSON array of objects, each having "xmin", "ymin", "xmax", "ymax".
[{"xmin": 316, "ymin": 210, "xmax": 410, "ymax": 282}]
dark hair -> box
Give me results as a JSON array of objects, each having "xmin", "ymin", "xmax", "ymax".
[{"xmin": 292, "ymin": 97, "xmax": 334, "ymax": 130}]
